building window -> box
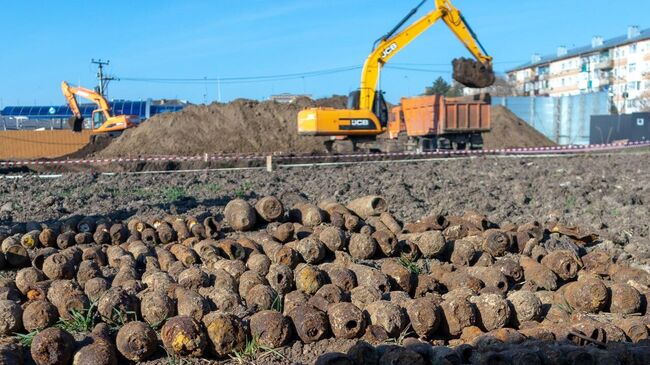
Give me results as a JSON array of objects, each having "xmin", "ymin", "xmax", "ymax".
[
  {"xmin": 628, "ymin": 82, "xmax": 638, "ymax": 91},
  {"xmin": 629, "ymin": 63, "xmax": 637, "ymax": 73},
  {"xmin": 630, "ymin": 44, "xmax": 637, "ymax": 54}
]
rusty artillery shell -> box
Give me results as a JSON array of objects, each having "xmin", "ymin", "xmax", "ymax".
[
  {"xmin": 38, "ymin": 228, "xmax": 57, "ymax": 248},
  {"xmin": 74, "ymin": 232, "xmax": 93, "ymax": 245},
  {"xmin": 169, "ymin": 244, "xmax": 199, "ymax": 267},
  {"xmin": 309, "ymin": 284, "xmax": 347, "ymax": 312},
  {"xmin": 0, "ymin": 300, "xmax": 22, "ymax": 336},
  {"xmin": 152, "ymin": 220, "xmax": 175, "ymax": 244},
  {"xmin": 563, "ymin": 278, "xmax": 609, "ymax": 313},
  {"xmin": 372, "ymin": 230, "xmax": 398, "ymax": 257},
  {"xmin": 610, "ymin": 265, "xmax": 650, "ymax": 287},
  {"xmin": 200, "ymin": 216, "xmax": 220, "ymax": 240},
  {"xmin": 405, "ymin": 296, "xmax": 441, "ymax": 338},
  {"xmin": 82, "ymin": 246, "xmax": 107, "ymax": 266},
  {"xmin": 93, "ymin": 226, "xmax": 111, "ymax": 245},
  {"xmin": 77, "ymin": 216, "xmax": 97, "ymax": 233},
  {"xmin": 348, "ymin": 341, "xmax": 379, "ymax": 364},
  {"xmin": 139, "ymin": 227, "xmax": 158, "ymax": 245},
  {"xmin": 211, "ymin": 259, "xmax": 246, "ymax": 281},
  {"xmin": 359, "ymin": 224, "xmax": 375, "ymax": 236},
  {"xmin": 470, "ymin": 294, "xmax": 511, "ymax": 331},
  {"xmin": 266, "ymin": 263, "xmax": 295, "ymax": 295},
  {"xmin": 439, "ymin": 297, "xmax": 478, "ymax": 337},
  {"xmin": 320, "ymin": 264, "xmax": 357, "ymax": 291},
  {"xmin": 216, "ymin": 239, "xmax": 245, "ymax": 261},
  {"xmin": 290, "ymin": 203, "xmax": 326, "ymax": 227},
  {"xmin": 97, "ymin": 287, "xmax": 138, "ymax": 324},
  {"xmin": 519, "ymin": 256, "xmax": 558, "ymax": 291},
  {"xmin": 116, "ymin": 321, "xmax": 158, "ymax": 362},
  {"xmin": 192, "ymin": 239, "xmax": 219, "ymax": 263},
  {"xmin": 168, "ymin": 218, "xmax": 190, "ymax": 241},
  {"xmin": 31, "ymin": 327, "xmax": 75, "ymax": 365},
  {"xmin": 255, "ymin": 196, "xmax": 284, "ymax": 222},
  {"xmin": 84, "ymin": 278, "xmax": 110, "ymax": 302},
  {"xmin": 176, "ymin": 287, "xmax": 209, "ymax": 321},
  {"xmin": 269, "ymin": 222, "xmax": 294, "ymax": 243},
  {"xmin": 346, "ymin": 196, "xmax": 387, "ymax": 220},
  {"xmin": 203, "ymin": 312, "xmax": 246, "ymax": 358},
  {"xmin": 72, "ymin": 337, "xmax": 118, "ymax": 365},
  {"xmin": 1, "ymin": 240, "xmax": 29, "ymax": 267},
  {"xmin": 224, "ymin": 199, "xmax": 257, "ymax": 231},
  {"xmin": 245, "ymin": 284, "xmax": 278, "ymax": 311},
  {"xmin": 295, "ymin": 236, "xmax": 327, "ymax": 264},
  {"xmin": 351, "ymin": 285, "xmax": 383, "ymax": 310},
  {"xmin": 349, "ymin": 264, "xmax": 390, "ymax": 294},
  {"xmin": 365, "ymin": 300, "xmax": 408, "ymax": 338},
  {"xmin": 178, "ymin": 266, "xmax": 209, "ymax": 290},
  {"xmin": 47, "ymin": 280, "xmax": 83, "ymax": 308},
  {"xmin": 463, "ymin": 267, "xmax": 509, "ymax": 294},
  {"xmin": 581, "ymin": 250, "xmax": 612, "ymax": 276},
  {"xmin": 443, "ymin": 220, "xmax": 471, "ymax": 241},
  {"xmin": 42, "ymin": 253, "xmax": 75, "ymax": 280},
  {"xmin": 349, "ymin": 233, "xmax": 377, "ymax": 260},
  {"xmin": 295, "ymin": 264, "xmax": 327, "ymax": 295},
  {"xmin": 161, "ymin": 316, "xmax": 207, "ymax": 357},
  {"xmin": 288, "ymin": 305, "xmax": 331, "ymax": 343},
  {"xmin": 403, "ymin": 215, "xmax": 448, "ymax": 234},
  {"xmin": 107, "ymin": 223, "xmax": 127, "ymax": 244},
  {"xmin": 247, "ymin": 253, "xmax": 271, "ymax": 276},
  {"xmin": 449, "ymin": 239, "xmax": 478, "ymax": 267},
  {"xmin": 379, "ymin": 348, "xmax": 426, "ymax": 365},
  {"xmin": 20, "ymin": 230, "xmax": 40, "ymax": 249},
  {"xmin": 318, "ymin": 199, "xmax": 352, "ymax": 216},
  {"xmin": 319, "ymin": 226, "xmax": 348, "ymax": 253},
  {"xmin": 366, "ymin": 216, "xmax": 391, "ymax": 233},
  {"xmin": 492, "ymin": 258, "xmax": 524, "ymax": 284},
  {"xmin": 608, "ymin": 283, "xmax": 642, "ymax": 315},
  {"xmin": 507, "ymin": 290, "xmax": 542, "ymax": 327},
  {"xmin": 615, "ymin": 318, "xmax": 649, "ymax": 343},
  {"xmin": 329, "ymin": 212, "xmax": 345, "ymax": 229},
  {"xmin": 55, "ymin": 231, "xmax": 75, "ymax": 250},
  {"xmin": 441, "ymin": 271, "xmax": 483, "ymax": 293},
  {"xmin": 77, "ymin": 260, "xmax": 102, "ymax": 288},
  {"xmin": 283, "ymin": 290, "xmax": 311, "ymax": 315},
  {"xmin": 379, "ymin": 212, "xmax": 402, "ymax": 236},
  {"xmin": 481, "ymin": 229, "xmax": 511, "ymax": 257},
  {"xmin": 186, "ymin": 217, "xmax": 206, "ymax": 239},
  {"xmin": 343, "ymin": 213, "xmax": 362, "ymax": 232},
  {"xmin": 413, "ymin": 274, "xmax": 440, "ymax": 298},
  {"xmin": 274, "ymin": 245, "xmax": 301, "ymax": 269},
  {"xmin": 250, "ymin": 310, "xmax": 293, "ymax": 348},
  {"xmin": 15, "ymin": 267, "xmax": 45, "ymax": 294},
  {"xmin": 325, "ymin": 302, "xmax": 366, "ymax": 340},
  {"xmin": 140, "ymin": 289, "xmax": 175, "ymax": 326},
  {"xmin": 540, "ymin": 250, "xmax": 582, "ymax": 281},
  {"xmin": 381, "ymin": 259, "xmax": 415, "ymax": 295},
  {"xmin": 404, "ymin": 231, "xmax": 447, "ymax": 259}
]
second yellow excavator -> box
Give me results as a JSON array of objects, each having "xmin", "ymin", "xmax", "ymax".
[
  {"xmin": 61, "ymin": 81, "xmax": 138, "ymax": 134},
  {"xmin": 298, "ymin": 0, "xmax": 495, "ymax": 152}
]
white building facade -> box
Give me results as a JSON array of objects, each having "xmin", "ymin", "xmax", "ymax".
[{"xmin": 507, "ymin": 26, "xmax": 650, "ymax": 114}]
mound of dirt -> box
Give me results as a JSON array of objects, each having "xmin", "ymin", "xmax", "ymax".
[
  {"xmin": 483, "ymin": 105, "xmax": 556, "ymax": 149},
  {"xmin": 98, "ymin": 97, "xmax": 347, "ymax": 158}
]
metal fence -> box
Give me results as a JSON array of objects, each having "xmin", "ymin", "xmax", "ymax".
[{"xmin": 493, "ymin": 92, "xmax": 611, "ymax": 145}]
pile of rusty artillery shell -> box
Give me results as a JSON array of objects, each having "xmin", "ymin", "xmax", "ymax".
[{"xmin": 1, "ymin": 194, "xmax": 650, "ymax": 365}]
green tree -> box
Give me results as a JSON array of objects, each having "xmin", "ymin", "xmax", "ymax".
[
  {"xmin": 424, "ymin": 77, "xmax": 451, "ymax": 96},
  {"xmin": 424, "ymin": 77, "xmax": 463, "ymax": 97}
]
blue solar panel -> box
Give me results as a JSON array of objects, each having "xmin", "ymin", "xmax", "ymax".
[{"xmin": 0, "ymin": 100, "xmax": 184, "ymax": 120}]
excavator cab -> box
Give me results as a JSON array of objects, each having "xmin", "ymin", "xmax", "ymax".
[
  {"xmin": 347, "ymin": 90, "xmax": 389, "ymax": 128},
  {"xmin": 92, "ymin": 110, "xmax": 107, "ymax": 130}
]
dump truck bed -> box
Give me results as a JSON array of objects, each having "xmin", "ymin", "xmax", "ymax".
[{"xmin": 389, "ymin": 94, "xmax": 491, "ymax": 138}]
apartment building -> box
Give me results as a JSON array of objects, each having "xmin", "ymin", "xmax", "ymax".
[{"xmin": 507, "ymin": 26, "xmax": 650, "ymax": 113}]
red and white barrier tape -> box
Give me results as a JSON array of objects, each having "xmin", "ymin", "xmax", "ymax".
[{"xmin": 1, "ymin": 141, "xmax": 649, "ymax": 168}]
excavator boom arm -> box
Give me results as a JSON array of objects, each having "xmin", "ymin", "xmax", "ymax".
[
  {"xmin": 61, "ymin": 81, "xmax": 113, "ymax": 117},
  {"xmin": 359, "ymin": 0, "xmax": 493, "ymax": 111}
]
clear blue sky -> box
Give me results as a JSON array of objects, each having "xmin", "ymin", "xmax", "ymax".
[{"xmin": 1, "ymin": 0, "xmax": 649, "ymax": 107}]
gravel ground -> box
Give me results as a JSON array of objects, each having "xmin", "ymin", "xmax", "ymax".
[{"xmin": 1, "ymin": 151, "xmax": 650, "ymax": 364}]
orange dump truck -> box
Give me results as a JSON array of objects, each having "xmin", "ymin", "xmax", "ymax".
[{"xmin": 388, "ymin": 94, "xmax": 491, "ymax": 150}]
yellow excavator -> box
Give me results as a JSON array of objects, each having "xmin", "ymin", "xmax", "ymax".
[
  {"xmin": 61, "ymin": 81, "xmax": 138, "ymax": 134},
  {"xmin": 298, "ymin": 0, "xmax": 495, "ymax": 152}
]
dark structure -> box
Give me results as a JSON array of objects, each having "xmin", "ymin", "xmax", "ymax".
[{"xmin": 590, "ymin": 113, "xmax": 650, "ymax": 144}]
